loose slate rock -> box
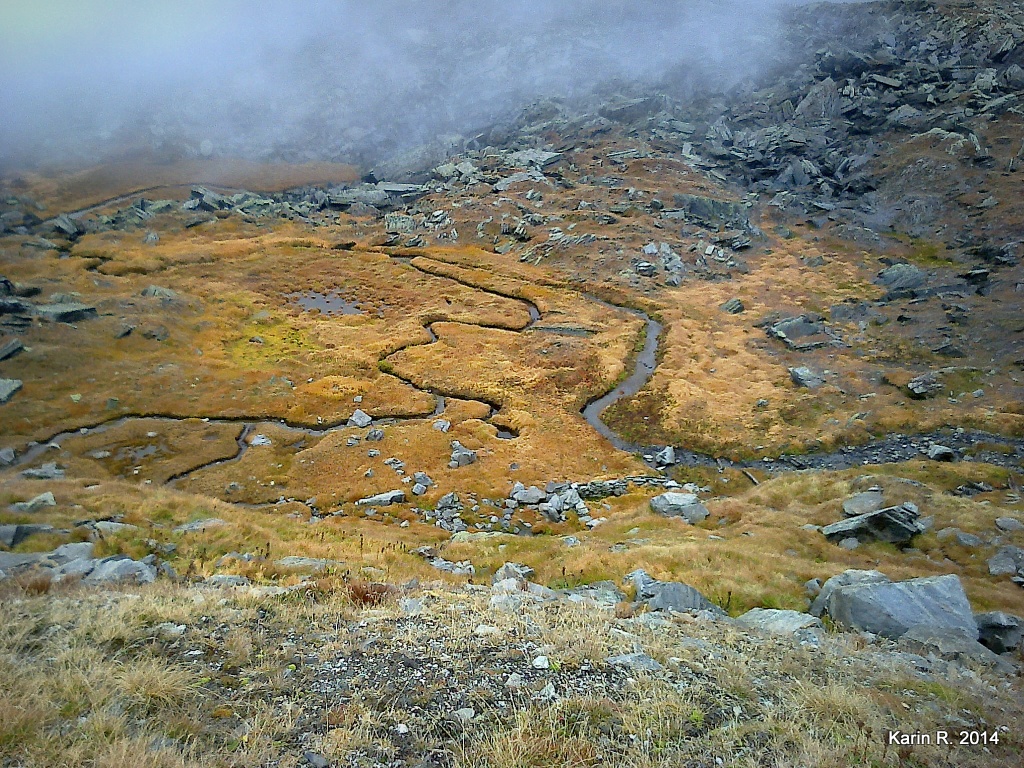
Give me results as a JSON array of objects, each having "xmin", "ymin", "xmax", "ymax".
[
  {"xmin": 0, "ymin": 378, "xmax": 23, "ymax": 404},
  {"xmin": 348, "ymin": 409, "xmax": 373, "ymax": 428},
  {"xmin": 818, "ymin": 572, "xmax": 976, "ymax": 639},
  {"xmin": 789, "ymin": 366, "xmax": 825, "ymax": 389},
  {"xmin": 35, "ymin": 303, "xmax": 98, "ymax": 323},
  {"xmin": 975, "ymin": 612, "xmax": 1023, "ymax": 654},
  {"xmin": 649, "ymin": 492, "xmax": 709, "ymax": 524},
  {"xmin": 988, "ymin": 546, "xmax": 1024, "ymax": 577},
  {"xmin": 842, "ymin": 488, "xmax": 884, "ymax": 517},
  {"xmin": 821, "ymin": 503, "xmax": 924, "ymax": 546},
  {"xmin": 736, "ymin": 608, "xmax": 824, "ymax": 635},
  {"xmin": 356, "ymin": 490, "xmax": 406, "ymax": 507}
]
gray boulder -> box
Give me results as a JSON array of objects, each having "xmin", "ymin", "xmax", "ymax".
[
  {"xmin": 20, "ymin": 462, "xmax": 64, "ymax": 480},
  {"xmin": 355, "ymin": 490, "xmax": 406, "ymax": 507},
  {"xmin": 141, "ymin": 285, "xmax": 178, "ymax": 300},
  {"xmin": 842, "ymin": 488, "xmax": 884, "ymax": 517},
  {"xmin": 654, "ymin": 446, "xmax": 676, "ymax": 466},
  {"xmin": 876, "ymin": 263, "xmax": 927, "ymax": 298},
  {"xmin": 789, "ymin": 367, "xmax": 825, "ymax": 389},
  {"xmin": 625, "ymin": 570, "xmax": 719, "ymax": 614},
  {"xmin": 510, "ymin": 483, "xmax": 545, "ymax": 505},
  {"xmin": 83, "ymin": 556, "xmax": 157, "ymax": 585},
  {"xmin": 926, "ymin": 444, "xmax": 956, "ymax": 462},
  {"xmin": 348, "ymin": 409, "xmax": 373, "ymax": 428},
  {"xmin": 649, "ymin": 492, "xmax": 709, "ymax": 524},
  {"xmin": 821, "ymin": 503, "xmax": 924, "ymax": 546},
  {"xmin": 810, "ymin": 569, "xmax": 894, "ymax": 617},
  {"xmin": 819, "ymin": 573, "xmax": 977, "ymax": 639},
  {"xmin": 648, "ymin": 582, "xmax": 720, "ymax": 614},
  {"xmin": 988, "ymin": 546, "xmax": 1024, "ymax": 577},
  {"xmin": 449, "ymin": 441, "xmax": 478, "ymax": 468},
  {"xmin": 35, "ymin": 303, "xmax": 97, "ymax": 323},
  {"xmin": 492, "ymin": 562, "xmax": 535, "ymax": 583},
  {"xmin": 0, "ymin": 446, "xmax": 15, "ymax": 465},
  {"xmin": 975, "ymin": 612, "xmax": 1023, "ymax": 654},
  {"xmin": 897, "ymin": 625, "xmax": 1009, "ymax": 670},
  {"xmin": 736, "ymin": 608, "xmax": 824, "ymax": 635},
  {"xmin": 0, "ymin": 378, "xmax": 23, "ymax": 404},
  {"xmin": 0, "ymin": 524, "xmax": 54, "ymax": 547},
  {"xmin": 995, "ymin": 517, "xmax": 1024, "ymax": 533},
  {"xmin": 10, "ymin": 491, "xmax": 56, "ymax": 513}
]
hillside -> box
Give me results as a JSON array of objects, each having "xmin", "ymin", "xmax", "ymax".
[{"xmin": 1, "ymin": 1, "xmax": 1023, "ymax": 766}]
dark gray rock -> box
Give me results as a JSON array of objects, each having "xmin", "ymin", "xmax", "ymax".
[
  {"xmin": 820, "ymin": 573, "xmax": 976, "ymax": 639},
  {"xmin": 0, "ymin": 337, "xmax": 23, "ymax": 361},
  {"xmin": 348, "ymin": 409, "xmax": 373, "ymax": 428},
  {"xmin": 720, "ymin": 298, "xmax": 745, "ymax": 314},
  {"xmin": 649, "ymin": 492, "xmax": 709, "ymax": 524},
  {"xmin": 897, "ymin": 625, "xmax": 1009, "ymax": 670},
  {"xmin": 0, "ymin": 378, "xmax": 23, "ymax": 404},
  {"xmin": 995, "ymin": 517, "xmax": 1024, "ymax": 533},
  {"xmin": 20, "ymin": 462, "xmax": 64, "ymax": 480},
  {"xmin": 926, "ymin": 444, "xmax": 956, "ymax": 461},
  {"xmin": 768, "ymin": 314, "xmax": 832, "ymax": 350},
  {"xmin": 876, "ymin": 263, "xmax": 927, "ymax": 298},
  {"xmin": 988, "ymin": 546, "xmax": 1024, "ymax": 577},
  {"xmin": 975, "ymin": 612, "xmax": 1023, "ymax": 654},
  {"xmin": 789, "ymin": 366, "xmax": 825, "ymax": 389},
  {"xmin": 842, "ymin": 488, "xmax": 884, "ymax": 517},
  {"xmin": 0, "ymin": 524, "xmax": 54, "ymax": 547},
  {"xmin": 450, "ymin": 440, "xmax": 478, "ymax": 468},
  {"xmin": 821, "ymin": 502, "xmax": 924, "ymax": 546},
  {"xmin": 34, "ymin": 303, "xmax": 97, "ymax": 323}
]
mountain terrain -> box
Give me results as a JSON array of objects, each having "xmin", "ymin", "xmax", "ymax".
[{"xmin": 1, "ymin": 1, "xmax": 1023, "ymax": 766}]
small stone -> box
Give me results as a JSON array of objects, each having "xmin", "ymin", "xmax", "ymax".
[
  {"xmin": 302, "ymin": 751, "xmax": 330, "ymax": 768},
  {"xmin": 532, "ymin": 655, "xmax": 550, "ymax": 669},
  {"xmin": 348, "ymin": 409, "xmax": 372, "ymax": 428}
]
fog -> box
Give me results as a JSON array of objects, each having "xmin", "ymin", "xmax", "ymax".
[{"xmin": 0, "ymin": 1, "xmax": 844, "ymax": 172}]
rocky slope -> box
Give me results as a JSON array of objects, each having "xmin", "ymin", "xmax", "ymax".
[{"xmin": 2, "ymin": 1, "xmax": 1024, "ymax": 766}]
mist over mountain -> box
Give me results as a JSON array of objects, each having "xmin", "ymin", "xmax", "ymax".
[{"xmin": 0, "ymin": 0, "xmax": 851, "ymax": 170}]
